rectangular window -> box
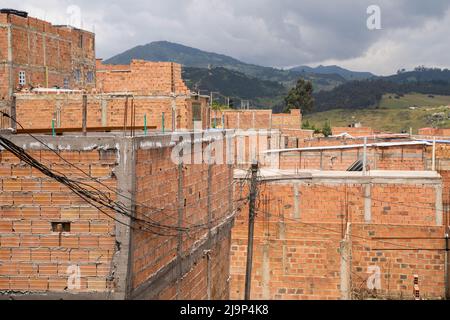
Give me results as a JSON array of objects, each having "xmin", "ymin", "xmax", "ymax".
[
  {"xmin": 86, "ymin": 71, "xmax": 94, "ymax": 84},
  {"xmin": 192, "ymin": 103, "xmax": 202, "ymax": 122},
  {"xmin": 19, "ymin": 71, "xmax": 26, "ymax": 86},
  {"xmin": 74, "ymin": 69, "xmax": 81, "ymax": 83},
  {"xmin": 79, "ymin": 34, "xmax": 83, "ymax": 48},
  {"xmin": 51, "ymin": 222, "xmax": 71, "ymax": 233},
  {"xmin": 63, "ymin": 78, "xmax": 69, "ymax": 89}
]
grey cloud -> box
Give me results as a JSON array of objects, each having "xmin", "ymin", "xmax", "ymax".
[{"xmin": 2, "ymin": 0, "xmax": 450, "ymax": 74}]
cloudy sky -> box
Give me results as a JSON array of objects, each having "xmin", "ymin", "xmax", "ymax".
[{"xmin": 3, "ymin": 0, "xmax": 450, "ymax": 75}]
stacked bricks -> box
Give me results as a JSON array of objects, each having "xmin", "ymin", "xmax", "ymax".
[
  {"xmin": 0, "ymin": 147, "xmax": 117, "ymax": 293},
  {"xmin": 216, "ymin": 109, "xmax": 302, "ymax": 131},
  {"xmin": 230, "ymin": 172, "xmax": 445, "ymax": 300},
  {"xmin": 272, "ymin": 109, "xmax": 302, "ymax": 130},
  {"xmin": 96, "ymin": 60, "xmax": 189, "ymax": 96},
  {"xmin": 0, "ymin": 11, "xmax": 96, "ymax": 102}
]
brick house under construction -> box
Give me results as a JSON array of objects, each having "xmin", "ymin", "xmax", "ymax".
[{"xmin": 0, "ymin": 9, "xmax": 96, "ymax": 100}]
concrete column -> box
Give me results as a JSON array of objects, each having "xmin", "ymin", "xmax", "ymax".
[
  {"xmin": 320, "ymin": 151, "xmax": 323, "ymax": 170},
  {"xmin": 176, "ymin": 160, "xmax": 184, "ymax": 299},
  {"xmin": 293, "ymin": 183, "xmax": 300, "ymax": 219},
  {"xmin": 10, "ymin": 96, "xmax": 16, "ymax": 132},
  {"xmin": 364, "ymin": 184, "xmax": 372, "ymax": 223},
  {"xmin": 340, "ymin": 223, "xmax": 352, "ymax": 300},
  {"xmin": 436, "ymin": 184, "xmax": 444, "ymax": 226},
  {"xmin": 56, "ymin": 102, "xmax": 61, "ymax": 128},
  {"xmin": 206, "ymin": 164, "xmax": 213, "ymax": 300},
  {"xmin": 252, "ymin": 111, "xmax": 256, "ymax": 129},
  {"xmin": 7, "ymin": 25, "xmax": 13, "ymax": 98},
  {"xmin": 114, "ymin": 138, "xmax": 135, "ymax": 300},
  {"xmin": 262, "ymin": 244, "xmax": 270, "ymax": 299},
  {"xmin": 101, "ymin": 99, "xmax": 108, "ymax": 127}
]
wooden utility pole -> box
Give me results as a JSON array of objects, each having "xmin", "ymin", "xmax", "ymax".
[{"xmin": 244, "ymin": 162, "xmax": 259, "ymax": 300}]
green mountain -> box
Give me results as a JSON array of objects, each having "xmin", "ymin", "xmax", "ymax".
[
  {"xmin": 183, "ymin": 67, "xmax": 287, "ymax": 99},
  {"xmin": 183, "ymin": 67, "xmax": 288, "ymax": 108},
  {"xmin": 290, "ymin": 65, "xmax": 375, "ymax": 80},
  {"xmin": 104, "ymin": 41, "xmax": 347, "ymax": 91},
  {"xmin": 313, "ymin": 68, "xmax": 450, "ymax": 113}
]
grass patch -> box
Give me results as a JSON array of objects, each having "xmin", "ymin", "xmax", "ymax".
[{"xmin": 304, "ymin": 93, "xmax": 450, "ymax": 134}]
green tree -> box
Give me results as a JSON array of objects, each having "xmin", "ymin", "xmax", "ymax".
[
  {"xmin": 322, "ymin": 121, "xmax": 332, "ymax": 137},
  {"xmin": 284, "ymin": 79, "xmax": 314, "ymax": 113},
  {"xmin": 302, "ymin": 120, "xmax": 311, "ymax": 130}
]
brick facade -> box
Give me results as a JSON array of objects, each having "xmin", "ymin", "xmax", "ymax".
[
  {"xmin": 213, "ymin": 109, "xmax": 302, "ymax": 130},
  {"xmin": 332, "ymin": 127, "xmax": 375, "ymax": 137},
  {"xmin": 0, "ymin": 132, "xmax": 234, "ymax": 299},
  {"xmin": 0, "ymin": 11, "xmax": 96, "ymax": 101},
  {"xmin": 273, "ymin": 143, "xmax": 428, "ymax": 171},
  {"xmin": 418, "ymin": 128, "xmax": 450, "ymax": 137},
  {"xmin": 231, "ymin": 170, "xmax": 445, "ymax": 300},
  {"xmin": 14, "ymin": 92, "xmax": 209, "ymax": 131},
  {"xmin": 96, "ymin": 59, "xmax": 189, "ymax": 96}
]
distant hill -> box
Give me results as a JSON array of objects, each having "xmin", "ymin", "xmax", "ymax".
[
  {"xmin": 385, "ymin": 67, "xmax": 450, "ymax": 83},
  {"xmin": 183, "ymin": 67, "xmax": 287, "ymax": 101},
  {"xmin": 290, "ymin": 65, "xmax": 375, "ymax": 80},
  {"xmin": 104, "ymin": 41, "xmax": 347, "ymax": 91},
  {"xmin": 313, "ymin": 69, "xmax": 450, "ymax": 113},
  {"xmin": 105, "ymin": 41, "xmax": 242, "ymax": 69}
]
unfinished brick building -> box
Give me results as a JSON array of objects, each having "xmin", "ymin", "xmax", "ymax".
[
  {"xmin": 232, "ymin": 169, "xmax": 446, "ymax": 300},
  {"xmin": 0, "ymin": 132, "xmax": 235, "ymax": 299},
  {"xmin": 0, "ymin": 9, "xmax": 96, "ymax": 100},
  {"xmin": 212, "ymin": 109, "xmax": 302, "ymax": 131}
]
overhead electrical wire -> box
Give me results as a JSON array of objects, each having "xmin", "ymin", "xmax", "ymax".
[
  {"xmin": 0, "ymin": 111, "xmax": 245, "ymax": 232},
  {"xmin": 0, "ymin": 126, "xmax": 250, "ymax": 238}
]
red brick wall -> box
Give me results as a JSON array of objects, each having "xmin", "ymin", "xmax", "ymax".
[
  {"xmin": 332, "ymin": 127, "xmax": 374, "ymax": 137},
  {"xmin": 0, "ymin": 12, "xmax": 96, "ymax": 97},
  {"xmin": 14, "ymin": 93, "xmax": 209, "ymax": 131},
  {"xmin": 418, "ymin": 128, "xmax": 450, "ymax": 136},
  {"xmin": 130, "ymin": 137, "xmax": 234, "ymax": 299},
  {"xmin": 230, "ymin": 178, "xmax": 445, "ymax": 300},
  {"xmin": 216, "ymin": 109, "xmax": 302, "ymax": 130},
  {"xmin": 96, "ymin": 60, "xmax": 189, "ymax": 96},
  {"xmin": 272, "ymin": 109, "xmax": 302, "ymax": 129},
  {"xmin": 278, "ymin": 145, "xmax": 426, "ymax": 171},
  {"xmin": 153, "ymin": 231, "xmax": 231, "ymax": 300},
  {"xmin": 0, "ymin": 148, "xmax": 117, "ymax": 293}
]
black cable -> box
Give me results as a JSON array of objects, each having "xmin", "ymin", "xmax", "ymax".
[{"xmin": 1, "ymin": 111, "xmax": 243, "ymax": 229}]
